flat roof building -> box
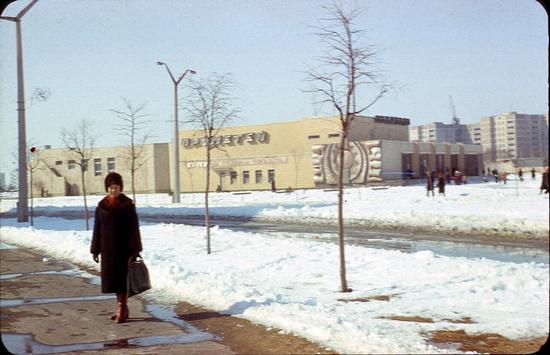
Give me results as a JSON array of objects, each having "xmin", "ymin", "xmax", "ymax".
[
  {"xmin": 31, "ymin": 115, "xmax": 483, "ymax": 196},
  {"xmin": 30, "ymin": 143, "xmax": 170, "ymax": 197},
  {"xmin": 179, "ymin": 115, "xmax": 481, "ymax": 191},
  {"xmin": 177, "ymin": 115, "xmax": 410, "ymax": 192}
]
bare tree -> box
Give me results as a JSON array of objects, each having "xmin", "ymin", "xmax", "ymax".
[
  {"xmin": 186, "ymin": 73, "xmax": 239, "ymax": 254},
  {"xmin": 110, "ymin": 98, "xmax": 152, "ymax": 203},
  {"xmin": 306, "ymin": 2, "xmax": 389, "ymax": 292},
  {"xmin": 61, "ymin": 119, "xmax": 96, "ymax": 230},
  {"xmin": 8, "ymin": 169, "xmax": 18, "ymax": 191}
]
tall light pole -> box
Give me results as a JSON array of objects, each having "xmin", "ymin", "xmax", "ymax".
[
  {"xmin": 1, "ymin": 0, "xmax": 39, "ymax": 222},
  {"xmin": 157, "ymin": 61, "xmax": 196, "ymax": 203}
]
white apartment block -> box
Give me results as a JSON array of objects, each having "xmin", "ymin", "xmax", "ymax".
[
  {"xmin": 409, "ymin": 122, "xmax": 473, "ymax": 144},
  {"xmin": 410, "ymin": 112, "xmax": 548, "ymax": 167},
  {"xmin": 480, "ymin": 112, "xmax": 548, "ymax": 163},
  {"xmin": 466, "ymin": 123, "xmax": 481, "ymax": 145}
]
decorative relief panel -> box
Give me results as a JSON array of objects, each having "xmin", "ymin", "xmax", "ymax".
[{"xmin": 312, "ymin": 141, "xmax": 382, "ymax": 185}]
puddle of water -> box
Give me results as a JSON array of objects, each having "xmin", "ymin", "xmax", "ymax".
[
  {"xmin": 1, "ymin": 331, "xmax": 215, "ymax": 355},
  {"xmin": 0, "ymin": 295, "xmax": 116, "ymax": 308},
  {"xmin": 0, "ymin": 273, "xmax": 23, "ymax": 280},
  {"xmin": 411, "ymin": 239, "xmax": 549, "ymax": 265},
  {"xmin": 145, "ymin": 303, "xmax": 216, "ymax": 341},
  {"xmin": 1, "ymin": 300, "xmax": 216, "ymax": 353},
  {"xmin": 0, "ymin": 242, "xmax": 19, "ymax": 249},
  {"xmin": 343, "ymin": 235, "xmax": 549, "ymax": 265},
  {"xmin": 34, "ymin": 268, "xmax": 102, "ymax": 285},
  {"xmin": 0, "ymin": 269, "xmax": 101, "ymax": 284}
]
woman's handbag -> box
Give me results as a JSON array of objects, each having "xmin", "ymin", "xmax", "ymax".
[{"xmin": 127, "ymin": 256, "xmax": 151, "ymax": 297}]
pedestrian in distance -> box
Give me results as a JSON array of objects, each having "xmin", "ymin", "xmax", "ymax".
[
  {"xmin": 540, "ymin": 167, "xmax": 549, "ymax": 194},
  {"xmin": 501, "ymin": 172, "xmax": 508, "ymax": 184},
  {"xmin": 426, "ymin": 171, "xmax": 435, "ymax": 197},
  {"xmin": 518, "ymin": 168, "xmax": 523, "ymax": 182},
  {"xmin": 437, "ymin": 171, "xmax": 445, "ymax": 196},
  {"xmin": 531, "ymin": 167, "xmax": 536, "ymax": 180},
  {"xmin": 91, "ymin": 172, "xmax": 143, "ymax": 323},
  {"xmin": 493, "ymin": 169, "xmax": 499, "ymax": 183},
  {"xmin": 445, "ymin": 170, "xmax": 452, "ymax": 184},
  {"xmin": 454, "ymin": 170, "xmax": 463, "ymax": 185}
]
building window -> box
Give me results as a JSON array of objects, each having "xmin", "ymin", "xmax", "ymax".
[
  {"xmin": 94, "ymin": 158, "xmax": 102, "ymax": 176},
  {"xmin": 230, "ymin": 171, "xmax": 237, "ymax": 184},
  {"xmin": 308, "ymin": 135, "xmax": 320, "ymax": 139},
  {"xmin": 255, "ymin": 170, "xmax": 263, "ymax": 184},
  {"xmin": 68, "ymin": 160, "xmax": 75, "ymax": 170},
  {"xmin": 328, "ymin": 133, "xmax": 340, "ymax": 138},
  {"xmin": 268, "ymin": 169, "xmax": 275, "ymax": 183},
  {"xmin": 81, "ymin": 159, "xmax": 89, "ymax": 171},
  {"xmin": 55, "ymin": 161, "xmax": 62, "ymax": 166},
  {"xmin": 107, "ymin": 157, "xmax": 115, "ymax": 172},
  {"xmin": 243, "ymin": 171, "xmax": 250, "ymax": 184}
]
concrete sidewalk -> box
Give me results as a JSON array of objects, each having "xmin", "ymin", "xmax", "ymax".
[{"xmin": 0, "ymin": 246, "xmax": 234, "ymax": 354}]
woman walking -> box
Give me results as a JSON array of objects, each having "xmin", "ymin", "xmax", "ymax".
[
  {"xmin": 437, "ymin": 171, "xmax": 446, "ymax": 196},
  {"xmin": 426, "ymin": 171, "xmax": 435, "ymax": 197},
  {"xmin": 91, "ymin": 172, "xmax": 142, "ymax": 323},
  {"xmin": 540, "ymin": 167, "xmax": 549, "ymax": 194}
]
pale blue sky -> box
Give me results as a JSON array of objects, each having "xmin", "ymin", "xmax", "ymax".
[{"xmin": 0, "ymin": 0, "xmax": 547, "ymax": 174}]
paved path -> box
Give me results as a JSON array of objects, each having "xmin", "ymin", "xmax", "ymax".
[{"xmin": 0, "ymin": 246, "xmax": 234, "ymax": 354}]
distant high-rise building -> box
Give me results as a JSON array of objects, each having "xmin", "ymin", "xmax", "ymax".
[
  {"xmin": 0, "ymin": 172, "xmax": 5, "ymax": 190},
  {"xmin": 409, "ymin": 122, "xmax": 471, "ymax": 144},
  {"xmin": 410, "ymin": 112, "xmax": 548, "ymax": 167},
  {"xmin": 480, "ymin": 112, "xmax": 548, "ymax": 164}
]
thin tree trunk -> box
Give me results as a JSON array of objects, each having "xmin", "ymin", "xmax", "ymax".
[
  {"xmin": 205, "ymin": 145, "xmax": 211, "ymax": 254},
  {"xmin": 81, "ymin": 170, "xmax": 89, "ymax": 231},
  {"xmin": 132, "ymin": 170, "xmax": 136, "ymax": 202},
  {"xmin": 338, "ymin": 129, "xmax": 349, "ymax": 292},
  {"xmin": 30, "ymin": 171, "xmax": 34, "ymax": 227},
  {"xmin": 131, "ymin": 144, "xmax": 136, "ymax": 203}
]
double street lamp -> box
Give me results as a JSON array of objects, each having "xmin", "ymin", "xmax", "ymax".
[
  {"xmin": 1, "ymin": 0, "xmax": 39, "ymax": 222},
  {"xmin": 157, "ymin": 62, "xmax": 196, "ymax": 203}
]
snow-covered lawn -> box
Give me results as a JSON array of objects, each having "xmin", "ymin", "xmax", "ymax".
[
  {"xmin": 1, "ymin": 178, "xmax": 548, "ymax": 353},
  {"xmin": 2, "ymin": 177, "xmax": 548, "ymax": 237}
]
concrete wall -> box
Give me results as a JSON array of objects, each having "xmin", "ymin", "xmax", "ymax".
[
  {"xmin": 30, "ymin": 143, "xmax": 170, "ymax": 197},
  {"xmin": 178, "ymin": 116, "xmax": 410, "ymax": 192}
]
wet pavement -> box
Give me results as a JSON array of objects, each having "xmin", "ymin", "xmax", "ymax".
[{"xmin": 0, "ymin": 246, "xmax": 234, "ymax": 354}]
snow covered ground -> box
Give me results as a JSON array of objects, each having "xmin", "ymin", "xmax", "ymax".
[
  {"xmin": 1, "ymin": 177, "xmax": 548, "ymax": 353},
  {"xmin": 1, "ymin": 176, "xmax": 549, "ymax": 238}
]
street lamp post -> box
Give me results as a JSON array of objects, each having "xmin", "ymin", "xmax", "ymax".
[
  {"xmin": 157, "ymin": 62, "xmax": 196, "ymax": 203},
  {"xmin": 1, "ymin": 0, "xmax": 39, "ymax": 222}
]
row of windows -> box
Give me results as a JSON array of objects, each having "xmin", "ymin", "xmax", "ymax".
[
  {"xmin": 94, "ymin": 158, "xmax": 116, "ymax": 176},
  {"xmin": 308, "ymin": 133, "xmax": 340, "ymax": 139},
  {"xmin": 54, "ymin": 158, "xmax": 116, "ymax": 175},
  {"xmin": 224, "ymin": 169, "xmax": 276, "ymax": 185}
]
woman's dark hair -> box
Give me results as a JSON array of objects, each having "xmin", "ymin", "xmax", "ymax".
[{"xmin": 104, "ymin": 172, "xmax": 123, "ymax": 192}]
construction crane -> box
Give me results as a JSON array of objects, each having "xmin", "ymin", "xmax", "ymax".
[{"xmin": 449, "ymin": 95, "xmax": 460, "ymax": 125}]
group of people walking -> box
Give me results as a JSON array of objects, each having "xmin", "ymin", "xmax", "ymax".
[
  {"xmin": 426, "ymin": 166, "xmax": 549, "ymax": 197},
  {"xmin": 425, "ymin": 170, "xmax": 447, "ymax": 197}
]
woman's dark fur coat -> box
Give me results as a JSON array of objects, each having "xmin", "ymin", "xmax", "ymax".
[{"xmin": 91, "ymin": 194, "xmax": 142, "ymax": 293}]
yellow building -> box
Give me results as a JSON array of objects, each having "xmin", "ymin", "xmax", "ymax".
[
  {"xmin": 31, "ymin": 115, "xmax": 483, "ymax": 196},
  {"xmin": 30, "ymin": 143, "xmax": 170, "ymax": 197},
  {"xmin": 178, "ymin": 115, "xmax": 410, "ymax": 192}
]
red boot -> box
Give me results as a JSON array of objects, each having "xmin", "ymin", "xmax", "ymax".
[{"xmin": 115, "ymin": 293, "xmax": 129, "ymax": 323}]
